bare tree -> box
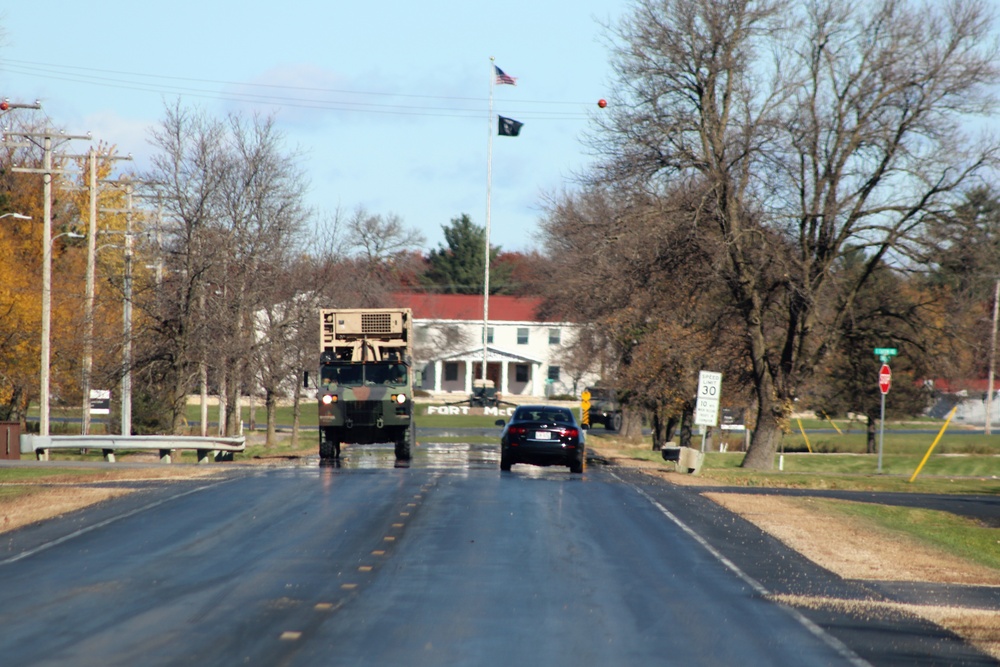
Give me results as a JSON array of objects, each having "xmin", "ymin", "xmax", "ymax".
[
  {"xmin": 596, "ymin": 0, "xmax": 1000, "ymax": 468},
  {"xmin": 142, "ymin": 103, "xmax": 309, "ymax": 435}
]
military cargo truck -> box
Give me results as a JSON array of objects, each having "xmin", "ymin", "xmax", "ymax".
[
  {"xmin": 585, "ymin": 386, "xmax": 622, "ymax": 431},
  {"xmin": 316, "ymin": 308, "xmax": 414, "ymax": 461}
]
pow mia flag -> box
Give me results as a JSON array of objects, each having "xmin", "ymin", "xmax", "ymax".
[{"xmin": 498, "ymin": 116, "xmax": 523, "ymax": 137}]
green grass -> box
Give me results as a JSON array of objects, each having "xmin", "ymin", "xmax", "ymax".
[
  {"xmin": 0, "ymin": 467, "xmax": 97, "ymax": 482},
  {"xmin": 813, "ymin": 499, "xmax": 1000, "ymax": 571}
]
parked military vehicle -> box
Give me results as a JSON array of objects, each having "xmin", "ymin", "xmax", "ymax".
[
  {"xmin": 315, "ymin": 308, "xmax": 414, "ymax": 461},
  {"xmin": 585, "ymin": 386, "xmax": 622, "ymax": 431}
]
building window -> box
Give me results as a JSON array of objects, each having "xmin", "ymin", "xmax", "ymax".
[
  {"xmin": 515, "ymin": 364, "xmax": 529, "ymax": 383},
  {"xmin": 445, "ymin": 362, "xmax": 459, "ymax": 382},
  {"xmin": 548, "ymin": 328, "xmax": 561, "ymax": 345},
  {"xmin": 487, "ymin": 327, "xmax": 494, "ymax": 344},
  {"xmin": 547, "ymin": 366, "xmax": 561, "ymax": 381},
  {"xmin": 517, "ymin": 327, "xmax": 529, "ymax": 345}
]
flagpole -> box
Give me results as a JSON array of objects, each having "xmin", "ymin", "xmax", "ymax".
[{"xmin": 483, "ymin": 56, "xmax": 495, "ymax": 383}]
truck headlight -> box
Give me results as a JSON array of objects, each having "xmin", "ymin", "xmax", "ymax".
[{"xmin": 392, "ymin": 393, "xmax": 407, "ymax": 404}]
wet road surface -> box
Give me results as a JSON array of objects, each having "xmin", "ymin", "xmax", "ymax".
[{"xmin": 0, "ymin": 441, "xmax": 996, "ymax": 666}]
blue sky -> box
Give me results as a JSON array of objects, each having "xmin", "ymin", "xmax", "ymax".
[{"xmin": 0, "ymin": 1, "xmax": 623, "ymax": 254}]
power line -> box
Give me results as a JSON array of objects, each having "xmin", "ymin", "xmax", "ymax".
[{"xmin": 1, "ymin": 59, "xmax": 595, "ymax": 121}]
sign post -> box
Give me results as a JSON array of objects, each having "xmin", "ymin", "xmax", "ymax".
[
  {"xmin": 695, "ymin": 371, "xmax": 722, "ymax": 452},
  {"xmin": 875, "ymin": 354, "xmax": 894, "ymax": 474}
]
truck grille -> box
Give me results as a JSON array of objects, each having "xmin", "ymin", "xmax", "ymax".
[
  {"xmin": 347, "ymin": 401, "xmax": 383, "ymax": 426},
  {"xmin": 361, "ymin": 312, "xmax": 393, "ymax": 334}
]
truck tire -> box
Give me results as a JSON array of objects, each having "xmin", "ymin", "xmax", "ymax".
[
  {"xmin": 395, "ymin": 423, "xmax": 413, "ymax": 461},
  {"xmin": 609, "ymin": 412, "xmax": 623, "ymax": 432},
  {"xmin": 320, "ymin": 430, "xmax": 340, "ymax": 460}
]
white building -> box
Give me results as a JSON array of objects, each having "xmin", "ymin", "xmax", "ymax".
[{"xmin": 393, "ymin": 293, "xmax": 597, "ymax": 399}]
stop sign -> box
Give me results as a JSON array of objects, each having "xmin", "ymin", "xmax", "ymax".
[{"xmin": 878, "ymin": 364, "xmax": 892, "ymax": 394}]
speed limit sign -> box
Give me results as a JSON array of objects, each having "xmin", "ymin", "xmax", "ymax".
[{"xmin": 695, "ymin": 371, "xmax": 722, "ymax": 426}]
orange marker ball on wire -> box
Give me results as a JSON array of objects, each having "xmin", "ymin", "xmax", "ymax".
[{"xmin": 597, "ymin": 98, "xmax": 607, "ymax": 108}]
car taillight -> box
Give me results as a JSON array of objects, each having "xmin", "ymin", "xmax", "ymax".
[
  {"xmin": 560, "ymin": 427, "xmax": 579, "ymax": 439},
  {"xmin": 508, "ymin": 426, "xmax": 527, "ymax": 435}
]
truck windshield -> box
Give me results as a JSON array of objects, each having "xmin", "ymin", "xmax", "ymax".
[{"xmin": 321, "ymin": 363, "xmax": 407, "ymax": 387}]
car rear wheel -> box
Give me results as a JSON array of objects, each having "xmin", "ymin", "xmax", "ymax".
[
  {"xmin": 500, "ymin": 450, "xmax": 513, "ymax": 471},
  {"xmin": 569, "ymin": 455, "xmax": 584, "ymax": 474}
]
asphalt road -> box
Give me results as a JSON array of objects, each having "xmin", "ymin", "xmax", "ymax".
[{"xmin": 0, "ymin": 442, "xmax": 996, "ymax": 666}]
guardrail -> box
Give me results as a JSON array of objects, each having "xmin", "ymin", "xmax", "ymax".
[{"xmin": 20, "ymin": 435, "xmax": 246, "ymax": 464}]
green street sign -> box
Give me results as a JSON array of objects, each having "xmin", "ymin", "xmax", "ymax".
[{"xmin": 873, "ymin": 348, "xmax": 898, "ymax": 357}]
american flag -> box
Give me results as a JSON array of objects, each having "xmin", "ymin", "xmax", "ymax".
[{"xmin": 494, "ymin": 65, "xmax": 517, "ymax": 86}]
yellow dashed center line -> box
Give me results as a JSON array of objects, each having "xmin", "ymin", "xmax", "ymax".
[
  {"xmin": 371, "ymin": 550, "xmax": 386, "ymax": 556},
  {"xmin": 358, "ymin": 565, "xmax": 373, "ymax": 572},
  {"xmin": 280, "ymin": 631, "xmax": 302, "ymax": 641},
  {"xmin": 341, "ymin": 583, "xmax": 358, "ymax": 590},
  {"xmin": 392, "ymin": 522, "xmax": 404, "ymax": 528},
  {"xmin": 384, "ymin": 536, "xmax": 396, "ymax": 542},
  {"xmin": 315, "ymin": 603, "xmax": 333, "ymax": 611}
]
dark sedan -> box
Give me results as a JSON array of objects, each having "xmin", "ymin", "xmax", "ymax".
[{"xmin": 496, "ymin": 405, "xmax": 586, "ymax": 473}]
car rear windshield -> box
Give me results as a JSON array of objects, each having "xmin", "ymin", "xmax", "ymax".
[{"xmin": 513, "ymin": 408, "xmax": 573, "ymax": 424}]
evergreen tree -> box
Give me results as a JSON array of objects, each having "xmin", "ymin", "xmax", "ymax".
[{"xmin": 422, "ymin": 214, "xmax": 506, "ymax": 294}]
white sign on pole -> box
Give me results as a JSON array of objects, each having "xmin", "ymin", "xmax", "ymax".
[
  {"xmin": 694, "ymin": 371, "xmax": 722, "ymax": 427},
  {"xmin": 89, "ymin": 389, "xmax": 111, "ymax": 415}
]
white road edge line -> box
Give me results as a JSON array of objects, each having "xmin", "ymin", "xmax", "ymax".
[
  {"xmin": 0, "ymin": 478, "xmax": 235, "ymax": 566},
  {"xmin": 611, "ymin": 470, "xmax": 872, "ymax": 667}
]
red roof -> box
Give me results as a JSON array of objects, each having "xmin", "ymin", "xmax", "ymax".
[{"xmin": 392, "ymin": 292, "xmax": 545, "ymax": 322}]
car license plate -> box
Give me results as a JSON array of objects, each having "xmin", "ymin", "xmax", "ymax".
[{"xmin": 534, "ymin": 431, "xmax": 551, "ymax": 440}]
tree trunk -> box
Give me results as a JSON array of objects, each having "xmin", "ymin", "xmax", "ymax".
[
  {"xmin": 650, "ymin": 407, "xmax": 668, "ymax": 450},
  {"xmin": 619, "ymin": 405, "xmax": 644, "ymax": 440},
  {"xmin": 741, "ymin": 389, "xmax": 785, "ymax": 470},
  {"xmin": 169, "ymin": 363, "xmax": 188, "ymax": 436},
  {"xmin": 866, "ymin": 414, "xmax": 877, "ymax": 454},
  {"xmin": 651, "ymin": 414, "xmax": 679, "ymax": 451},
  {"xmin": 679, "ymin": 404, "xmax": 694, "ymax": 448},
  {"xmin": 291, "ymin": 380, "xmax": 301, "ymax": 449},
  {"xmin": 265, "ymin": 389, "xmax": 277, "ymax": 446},
  {"xmin": 225, "ymin": 379, "xmax": 241, "ymax": 437}
]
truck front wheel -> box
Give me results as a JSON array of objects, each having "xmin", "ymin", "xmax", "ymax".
[
  {"xmin": 320, "ymin": 429, "xmax": 341, "ymax": 460},
  {"xmin": 395, "ymin": 423, "xmax": 414, "ymax": 461}
]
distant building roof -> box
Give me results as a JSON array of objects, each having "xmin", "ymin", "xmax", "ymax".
[{"xmin": 392, "ymin": 292, "xmax": 547, "ymax": 323}]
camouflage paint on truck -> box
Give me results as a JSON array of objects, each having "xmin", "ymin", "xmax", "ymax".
[{"xmin": 317, "ymin": 309, "xmax": 414, "ymax": 460}]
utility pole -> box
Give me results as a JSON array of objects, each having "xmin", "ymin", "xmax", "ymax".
[
  {"xmin": 80, "ymin": 149, "xmax": 132, "ymax": 435},
  {"xmin": 100, "ymin": 180, "xmax": 138, "ymax": 436},
  {"xmin": 5, "ymin": 128, "xmax": 90, "ymax": 436},
  {"xmin": 986, "ymin": 278, "xmax": 1000, "ymax": 435}
]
